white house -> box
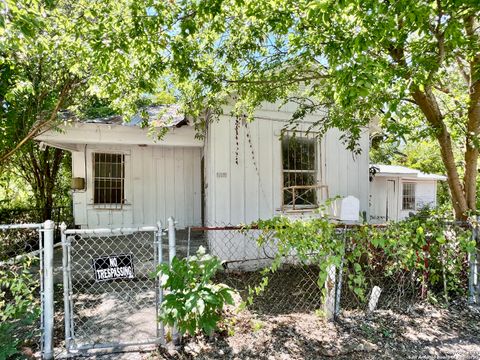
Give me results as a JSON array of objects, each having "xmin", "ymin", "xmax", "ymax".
[
  {"xmin": 369, "ymin": 164, "xmax": 446, "ymax": 222},
  {"xmin": 36, "ymin": 103, "xmax": 370, "ymax": 231}
]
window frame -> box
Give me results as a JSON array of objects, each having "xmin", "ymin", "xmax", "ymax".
[
  {"xmin": 92, "ymin": 152, "xmax": 126, "ymax": 209},
  {"xmin": 402, "ymin": 182, "xmax": 416, "ymax": 211},
  {"xmin": 281, "ymin": 136, "xmax": 319, "ymax": 210}
]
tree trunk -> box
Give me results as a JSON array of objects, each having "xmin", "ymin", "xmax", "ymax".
[
  {"xmin": 411, "ymin": 88, "xmax": 469, "ymax": 220},
  {"xmin": 17, "ymin": 144, "xmax": 65, "ymax": 222},
  {"xmin": 463, "ymin": 15, "xmax": 480, "ymax": 217}
]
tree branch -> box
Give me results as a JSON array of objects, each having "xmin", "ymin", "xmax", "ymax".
[{"xmin": 0, "ymin": 79, "xmax": 74, "ymax": 164}]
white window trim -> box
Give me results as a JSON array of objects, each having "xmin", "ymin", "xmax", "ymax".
[
  {"xmin": 281, "ymin": 135, "xmax": 322, "ymax": 211},
  {"xmin": 86, "ymin": 149, "xmax": 132, "ymax": 210},
  {"xmin": 402, "ymin": 182, "xmax": 416, "ymax": 211}
]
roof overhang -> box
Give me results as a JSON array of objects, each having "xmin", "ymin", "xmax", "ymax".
[
  {"xmin": 371, "ymin": 164, "xmax": 447, "ymax": 181},
  {"xmin": 36, "ymin": 122, "xmax": 203, "ymax": 149}
]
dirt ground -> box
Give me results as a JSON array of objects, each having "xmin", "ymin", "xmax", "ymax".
[{"xmin": 80, "ymin": 301, "xmax": 480, "ymax": 360}]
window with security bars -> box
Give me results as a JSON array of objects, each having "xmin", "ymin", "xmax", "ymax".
[
  {"xmin": 282, "ymin": 137, "xmax": 317, "ymax": 209},
  {"xmin": 93, "ymin": 153, "xmax": 125, "ymax": 208},
  {"xmin": 402, "ymin": 182, "xmax": 416, "ymax": 210}
]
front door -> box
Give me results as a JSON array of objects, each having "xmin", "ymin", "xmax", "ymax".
[{"xmin": 386, "ymin": 180, "xmax": 397, "ymax": 221}]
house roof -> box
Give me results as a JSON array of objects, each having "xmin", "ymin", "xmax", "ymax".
[
  {"xmin": 60, "ymin": 104, "xmax": 187, "ymax": 128},
  {"xmin": 371, "ymin": 164, "xmax": 447, "ymax": 181},
  {"xmin": 36, "ymin": 104, "xmax": 201, "ymax": 150}
]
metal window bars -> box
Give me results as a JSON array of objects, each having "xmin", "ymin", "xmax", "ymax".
[
  {"xmin": 281, "ymin": 184, "xmax": 329, "ymax": 212},
  {"xmin": 93, "ymin": 153, "xmax": 125, "ymax": 209}
]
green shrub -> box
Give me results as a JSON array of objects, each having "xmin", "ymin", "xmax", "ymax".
[
  {"xmin": 0, "ymin": 256, "xmax": 40, "ymax": 359},
  {"xmin": 252, "ymin": 209, "xmax": 474, "ymax": 306},
  {"xmin": 156, "ymin": 247, "xmax": 235, "ymax": 336}
]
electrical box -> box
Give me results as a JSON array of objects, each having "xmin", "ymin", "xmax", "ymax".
[{"xmin": 71, "ymin": 177, "xmax": 85, "ymax": 191}]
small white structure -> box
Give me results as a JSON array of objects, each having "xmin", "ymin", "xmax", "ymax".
[
  {"xmin": 369, "ymin": 164, "xmax": 446, "ymax": 222},
  {"xmin": 36, "ymin": 102, "xmax": 370, "ymax": 231},
  {"xmin": 336, "ymin": 195, "xmax": 360, "ymax": 222}
]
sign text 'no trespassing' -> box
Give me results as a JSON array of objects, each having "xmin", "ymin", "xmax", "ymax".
[{"xmin": 92, "ymin": 254, "xmax": 135, "ymax": 282}]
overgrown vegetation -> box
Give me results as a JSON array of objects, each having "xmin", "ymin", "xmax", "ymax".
[
  {"xmin": 251, "ymin": 209, "xmax": 473, "ymax": 309},
  {"xmin": 156, "ymin": 247, "xmax": 236, "ymax": 337},
  {"xmin": 0, "ymin": 256, "xmax": 40, "ymax": 359}
]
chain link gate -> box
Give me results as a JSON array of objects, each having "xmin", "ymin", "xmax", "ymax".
[{"xmin": 61, "ymin": 225, "xmax": 164, "ymax": 353}]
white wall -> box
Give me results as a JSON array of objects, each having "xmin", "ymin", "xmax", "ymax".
[
  {"xmin": 399, "ymin": 179, "xmax": 437, "ymax": 220},
  {"xmin": 370, "ymin": 177, "xmax": 438, "ymax": 222},
  {"xmin": 71, "ymin": 144, "xmax": 202, "ymax": 229},
  {"xmin": 204, "ymin": 113, "xmax": 370, "ymax": 226}
]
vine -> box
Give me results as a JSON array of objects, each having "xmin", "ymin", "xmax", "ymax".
[{"xmin": 245, "ymin": 208, "xmax": 474, "ymax": 309}]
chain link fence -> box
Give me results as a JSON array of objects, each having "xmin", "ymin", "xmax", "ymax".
[
  {"xmin": 184, "ymin": 219, "xmax": 476, "ymax": 317},
  {"xmin": 184, "ymin": 225, "xmax": 325, "ymax": 314},
  {"xmin": 0, "ymin": 223, "xmax": 45, "ymax": 358},
  {"xmin": 338, "ymin": 221, "xmax": 474, "ymax": 312},
  {"xmin": 61, "ymin": 226, "xmax": 162, "ymax": 353}
]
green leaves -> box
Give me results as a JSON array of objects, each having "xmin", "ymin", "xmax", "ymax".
[
  {"xmin": 0, "ymin": 256, "xmax": 40, "ymax": 358},
  {"xmin": 156, "ymin": 247, "xmax": 236, "ymax": 336},
  {"xmin": 253, "ymin": 207, "xmax": 473, "ymax": 307}
]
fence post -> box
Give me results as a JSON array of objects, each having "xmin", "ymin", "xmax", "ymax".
[
  {"xmin": 60, "ymin": 222, "xmax": 72, "ymax": 352},
  {"xmin": 334, "ymin": 228, "xmax": 347, "ymax": 319},
  {"xmin": 469, "ymin": 218, "xmax": 479, "ymax": 304},
  {"xmin": 167, "ymin": 217, "xmax": 180, "ymax": 344},
  {"xmin": 156, "ymin": 222, "xmax": 165, "ymax": 344},
  {"xmin": 42, "ymin": 220, "xmax": 54, "ymax": 360},
  {"xmin": 324, "ymin": 263, "xmax": 336, "ymax": 321},
  {"xmin": 168, "ymin": 217, "xmax": 176, "ymax": 263}
]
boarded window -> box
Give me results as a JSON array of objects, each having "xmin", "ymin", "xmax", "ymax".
[
  {"xmin": 282, "ymin": 137, "xmax": 317, "ymax": 208},
  {"xmin": 402, "ymin": 182, "xmax": 416, "ymax": 210},
  {"xmin": 93, "ymin": 153, "xmax": 125, "ymax": 208}
]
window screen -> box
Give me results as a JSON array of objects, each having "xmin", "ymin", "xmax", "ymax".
[
  {"xmin": 93, "ymin": 153, "xmax": 125, "ymax": 208},
  {"xmin": 282, "ymin": 137, "xmax": 317, "ymax": 208},
  {"xmin": 402, "ymin": 183, "xmax": 416, "ymax": 210}
]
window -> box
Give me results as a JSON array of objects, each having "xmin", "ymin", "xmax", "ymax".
[
  {"xmin": 93, "ymin": 153, "xmax": 125, "ymax": 208},
  {"xmin": 282, "ymin": 137, "xmax": 317, "ymax": 209},
  {"xmin": 402, "ymin": 183, "xmax": 416, "ymax": 210}
]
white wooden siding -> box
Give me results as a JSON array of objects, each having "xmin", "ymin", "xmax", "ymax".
[
  {"xmin": 205, "ymin": 115, "xmax": 370, "ymax": 225},
  {"xmin": 370, "ymin": 177, "xmax": 438, "ymax": 222},
  {"xmin": 71, "ymin": 144, "xmax": 202, "ymax": 229}
]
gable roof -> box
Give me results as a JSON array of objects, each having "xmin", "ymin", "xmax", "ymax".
[{"xmin": 371, "ymin": 164, "xmax": 447, "ymax": 181}]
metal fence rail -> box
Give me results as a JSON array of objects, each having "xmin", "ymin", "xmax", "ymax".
[{"xmin": 61, "ymin": 225, "xmax": 163, "ymax": 354}]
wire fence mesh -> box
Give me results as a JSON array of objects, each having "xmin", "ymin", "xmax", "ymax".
[
  {"xmin": 185, "ymin": 219, "xmax": 476, "ymax": 317},
  {"xmin": 0, "ymin": 223, "xmax": 44, "ymax": 358},
  {"xmin": 184, "ymin": 225, "xmax": 326, "ymax": 314},
  {"xmin": 338, "ymin": 221, "xmax": 473, "ymax": 311},
  {"xmin": 63, "ymin": 228, "xmax": 161, "ymax": 352}
]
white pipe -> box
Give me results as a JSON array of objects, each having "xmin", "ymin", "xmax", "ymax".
[
  {"xmin": 156, "ymin": 222, "xmax": 165, "ymax": 344},
  {"xmin": 64, "ymin": 225, "xmax": 158, "ymax": 235},
  {"xmin": 168, "ymin": 217, "xmax": 176, "ymax": 264},
  {"xmin": 167, "ymin": 217, "xmax": 179, "ymax": 344},
  {"xmin": 0, "ymin": 223, "xmax": 43, "ymax": 230},
  {"xmin": 42, "ymin": 220, "xmax": 55, "ymax": 360},
  {"xmin": 60, "ymin": 222, "xmax": 72, "ymax": 352}
]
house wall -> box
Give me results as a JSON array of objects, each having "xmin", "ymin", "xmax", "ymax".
[
  {"xmin": 71, "ymin": 144, "xmax": 202, "ymax": 229},
  {"xmin": 369, "ymin": 177, "xmax": 438, "ymax": 222},
  {"xmin": 399, "ymin": 179, "xmax": 437, "ymax": 220},
  {"xmin": 204, "ymin": 112, "xmax": 370, "ymax": 226},
  {"xmin": 203, "ymin": 108, "xmax": 369, "ymax": 265}
]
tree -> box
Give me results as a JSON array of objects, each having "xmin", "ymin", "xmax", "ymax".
[
  {"xmin": 137, "ymin": 0, "xmax": 480, "ymax": 220},
  {"xmin": 0, "ymin": 0, "xmax": 173, "ymax": 217}
]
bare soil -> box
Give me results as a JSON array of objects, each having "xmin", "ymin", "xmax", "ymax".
[{"xmin": 136, "ymin": 302, "xmax": 480, "ymax": 360}]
